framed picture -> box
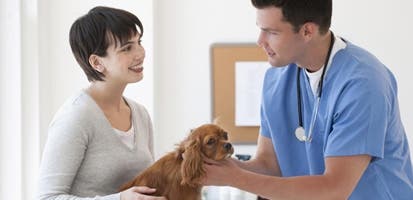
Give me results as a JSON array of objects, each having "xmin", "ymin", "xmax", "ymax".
[{"xmin": 211, "ymin": 43, "xmax": 268, "ymax": 144}]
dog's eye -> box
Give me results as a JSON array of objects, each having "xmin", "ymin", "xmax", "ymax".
[
  {"xmin": 223, "ymin": 132, "xmax": 228, "ymax": 140},
  {"xmin": 207, "ymin": 138, "xmax": 216, "ymax": 145}
]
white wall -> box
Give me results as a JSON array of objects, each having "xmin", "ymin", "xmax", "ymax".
[
  {"xmin": 153, "ymin": 0, "xmax": 259, "ymax": 157},
  {"xmin": 0, "ymin": 1, "xmax": 23, "ymax": 199},
  {"xmin": 153, "ymin": 0, "xmax": 413, "ymax": 158}
]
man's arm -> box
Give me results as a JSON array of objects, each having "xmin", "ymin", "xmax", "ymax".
[
  {"xmin": 204, "ymin": 135, "xmax": 371, "ymax": 200},
  {"xmin": 233, "ymin": 155, "xmax": 371, "ymax": 200},
  {"xmin": 233, "ymin": 135, "xmax": 281, "ymax": 176}
]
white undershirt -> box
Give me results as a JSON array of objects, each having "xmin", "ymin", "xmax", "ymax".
[
  {"xmin": 114, "ymin": 124, "xmax": 135, "ymax": 149},
  {"xmin": 305, "ymin": 35, "xmax": 347, "ymax": 96}
]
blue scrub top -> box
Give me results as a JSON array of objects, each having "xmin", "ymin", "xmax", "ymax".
[{"xmin": 260, "ymin": 41, "xmax": 413, "ymax": 199}]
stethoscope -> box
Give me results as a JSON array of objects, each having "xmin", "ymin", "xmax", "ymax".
[{"xmin": 295, "ymin": 32, "xmax": 335, "ymax": 142}]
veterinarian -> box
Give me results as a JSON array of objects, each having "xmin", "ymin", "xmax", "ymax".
[
  {"xmin": 37, "ymin": 6, "xmax": 166, "ymax": 200},
  {"xmin": 203, "ymin": 0, "xmax": 413, "ymax": 199}
]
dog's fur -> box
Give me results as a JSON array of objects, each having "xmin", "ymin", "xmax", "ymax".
[{"xmin": 119, "ymin": 124, "xmax": 234, "ymax": 200}]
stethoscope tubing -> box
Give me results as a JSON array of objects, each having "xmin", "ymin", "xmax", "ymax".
[{"xmin": 295, "ymin": 31, "xmax": 335, "ymax": 142}]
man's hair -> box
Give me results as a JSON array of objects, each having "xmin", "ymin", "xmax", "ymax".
[
  {"xmin": 251, "ymin": 0, "xmax": 332, "ymax": 34},
  {"xmin": 69, "ymin": 6, "xmax": 144, "ymax": 82}
]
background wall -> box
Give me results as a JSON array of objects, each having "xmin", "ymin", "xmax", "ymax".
[
  {"xmin": 153, "ymin": 0, "xmax": 259, "ymax": 157},
  {"xmin": 0, "ymin": 0, "xmax": 412, "ymax": 199}
]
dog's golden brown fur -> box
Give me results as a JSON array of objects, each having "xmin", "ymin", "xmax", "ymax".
[{"xmin": 119, "ymin": 124, "xmax": 234, "ymax": 200}]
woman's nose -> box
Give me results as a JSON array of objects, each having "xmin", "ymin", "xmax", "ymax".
[{"xmin": 135, "ymin": 46, "xmax": 145, "ymax": 59}]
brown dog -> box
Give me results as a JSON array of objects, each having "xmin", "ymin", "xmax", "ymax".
[{"xmin": 119, "ymin": 124, "xmax": 234, "ymax": 200}]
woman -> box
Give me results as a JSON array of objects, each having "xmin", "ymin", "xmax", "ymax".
[{"xmin": 37, "ymin": 6, "xmax": 166, "ymax": 200}]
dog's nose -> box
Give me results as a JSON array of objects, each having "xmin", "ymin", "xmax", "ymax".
[{"xmin": 224, "ymin": 142, "xmax": 232, "ymax": 150}]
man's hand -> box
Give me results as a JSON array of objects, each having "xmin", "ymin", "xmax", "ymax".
[{"xmin": 202, "ymin": 157, "xmax": 241, "ymax": 186}]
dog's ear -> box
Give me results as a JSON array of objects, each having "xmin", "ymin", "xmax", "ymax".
[
  {"xmin": 175, "ymin": 130, "xmax": 194, "ymax": 159},
  {"xmin": 180, "ymin": 138, "xmax": 204, "ymax": 187}
]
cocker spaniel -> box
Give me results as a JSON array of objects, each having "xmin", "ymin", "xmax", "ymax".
[{"xmin": 119, "ymin": 124, "xmax": 234, "ymax": 200}]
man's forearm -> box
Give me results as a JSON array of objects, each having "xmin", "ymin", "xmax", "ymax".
[
  {"xmin": 233, "ymin": 158, "xmax": 280, "ymax": 176},
  {"xmin": 229, "ymin": 170, "xmax": 343, "ymax": 200}
]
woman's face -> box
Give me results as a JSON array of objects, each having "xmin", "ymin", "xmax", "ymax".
[{"xmin": 99, "ymin": 33, "xmax": 146, "ymax": 84}]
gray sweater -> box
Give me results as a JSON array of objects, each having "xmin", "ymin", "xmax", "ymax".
[{"xmin": 37, "ymin": 91, "xmax": 154, "ymax": 200}]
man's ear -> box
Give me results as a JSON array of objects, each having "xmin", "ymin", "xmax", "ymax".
[
  {"xmin": 300, "ymin": 22, "xmax": 318, "ymax": 41},
  {"xmin": 89, "ymin": 54, "xmax": 105, "ymax": 73}
]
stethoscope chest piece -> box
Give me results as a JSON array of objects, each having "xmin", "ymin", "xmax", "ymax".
[{"xmin": 295, "ymin": 126, "xmax": 307, "ymax": 142}]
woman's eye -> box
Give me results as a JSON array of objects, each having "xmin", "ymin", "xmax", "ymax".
[
  {"xmin": 207, "ymin": 138, "xmax": 216, "ymax": 145},
  {"xmin": 121, "ymin": 45, "xmax": 132, "ymax": 52}
]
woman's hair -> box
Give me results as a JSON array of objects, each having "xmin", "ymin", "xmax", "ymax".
[
  {"xmin": 69, "ymin": 6, "xmax": 144, "ymax": 82},
  {"xmin": 251, "ymin": 0, "xmax": 332, "ymax": 34}
]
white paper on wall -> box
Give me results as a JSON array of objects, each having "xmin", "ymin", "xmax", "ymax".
[{"xmin": 235, "ymin": 61, "xmax": 271, "ymax": 126}]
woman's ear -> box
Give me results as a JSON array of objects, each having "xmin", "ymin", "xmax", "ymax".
[
  {"xmin": 181, "ymin": 138, "xmax": 204, "ymax": 187},
  {"xmin": 89, "ymin": 54, "xmax": 105, "ymax": 73}
]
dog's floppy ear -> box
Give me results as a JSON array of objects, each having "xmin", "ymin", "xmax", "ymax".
[
  {"xmin": 181, "ymin": 137, "xmax": 204, "ymax": 187},
  {"xmin": 175, "ymin": 129, "xmax": 194, "ymax": 159}
]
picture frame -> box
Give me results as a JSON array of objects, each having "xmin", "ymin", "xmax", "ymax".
[{"xmin": 211, "ymin": 43, "xmax": 267, "ymax": 144}]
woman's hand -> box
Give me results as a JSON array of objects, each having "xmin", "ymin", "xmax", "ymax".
[{"xmin": 120, "ymin": 186, "xmax": 167, "ymax": 200}]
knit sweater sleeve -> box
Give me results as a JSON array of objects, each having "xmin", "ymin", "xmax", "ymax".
[{"xmin": 37, "ymin": 104, "xmax": 120, "ymax": 200}]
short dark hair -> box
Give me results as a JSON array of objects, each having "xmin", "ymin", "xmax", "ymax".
[
  {"xmin": 251, "ymin": 0, "xmax": 332, "ymax": 34},
  {"xmin": 69, "ymin": 6, "xmax": 144, "ymax": 82}
]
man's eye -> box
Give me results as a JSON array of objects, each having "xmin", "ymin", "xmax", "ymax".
[
  {"xmin": 207, "ymin": 138, "xmax": 216, "ymax": 145},
  {"xmin": 263, "ymin": 30, "xmax": 277, "ymax": 36}
]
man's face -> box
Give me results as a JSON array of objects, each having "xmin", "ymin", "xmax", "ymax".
[{"xmin": 256, "ymin": 7, "xmax": 305, "ymax": 67}]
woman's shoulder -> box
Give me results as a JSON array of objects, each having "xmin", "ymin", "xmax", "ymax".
[
  {"xmin": 124, "ymin": 98, "xmax": 150, "ymax": 116},
  {"xmin": 124, "ymin": 97, "xmax": 153, "ymax": 132},
  {"xmin": 50, "ymin": 90, "xmax": 102, "ymax": 128}
]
